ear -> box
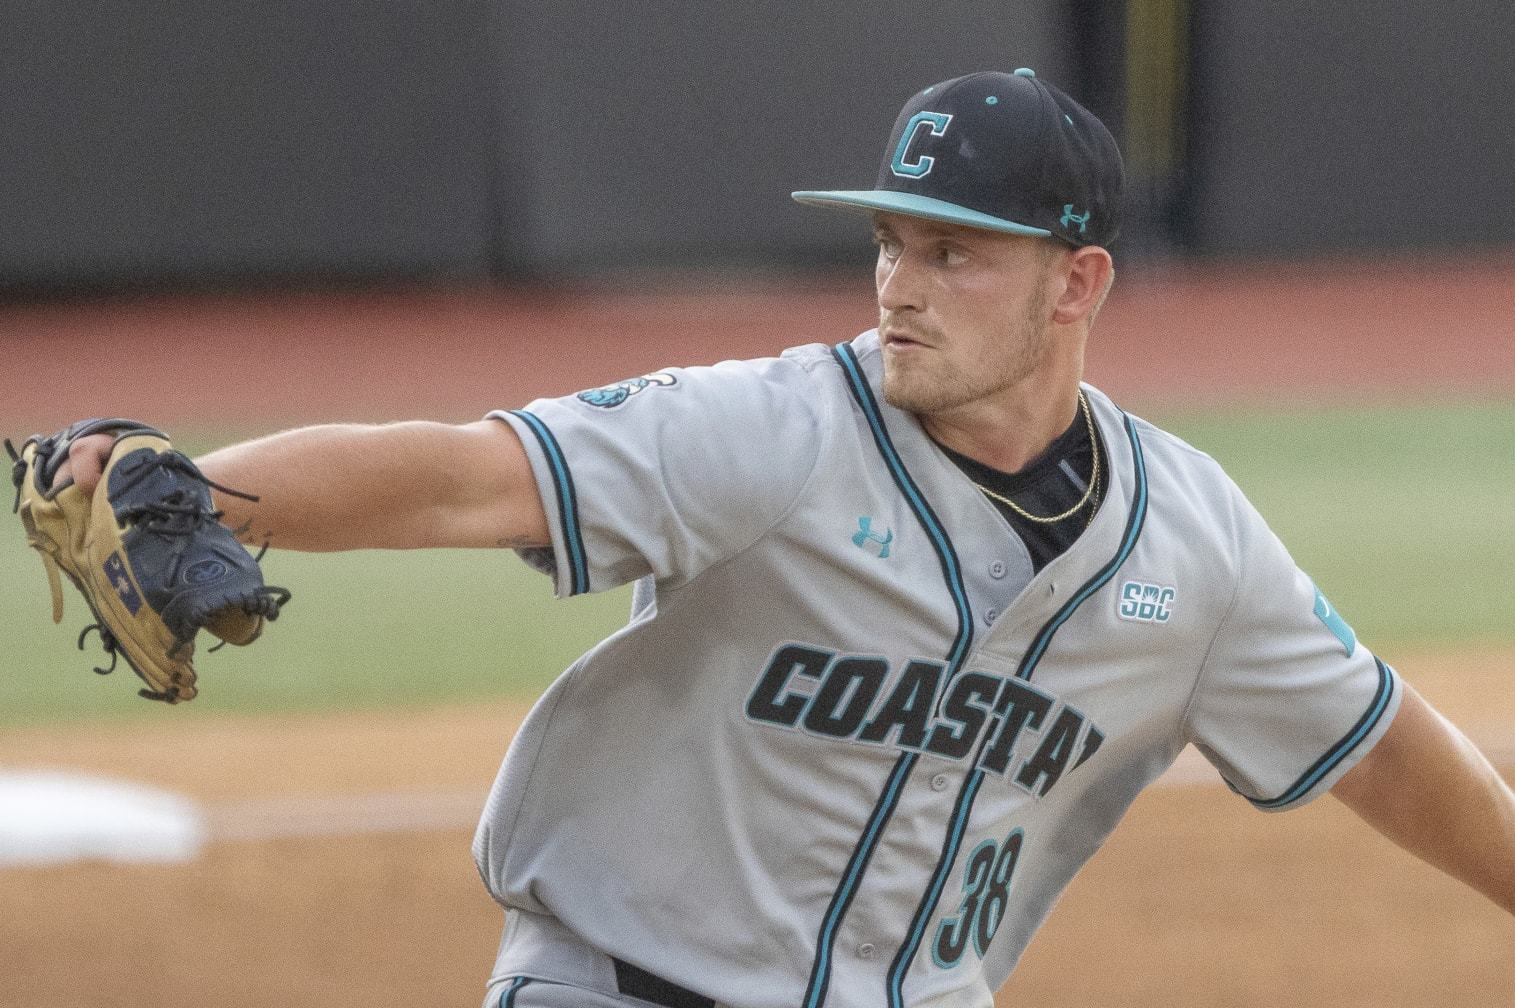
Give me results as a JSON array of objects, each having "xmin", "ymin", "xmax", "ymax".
[{"xmin": 1050, "ymin": 245, "xmax": 1114, "ymax": 326}]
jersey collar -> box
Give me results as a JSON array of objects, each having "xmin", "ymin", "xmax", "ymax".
[{"xmin": 845, "ymin": 330, "xmax": 1143, "ymax": 635}]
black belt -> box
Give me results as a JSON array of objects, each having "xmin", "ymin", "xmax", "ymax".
[{"xmin": 612, "ymin": 957, "xmax": 715, "ymax": 1008}]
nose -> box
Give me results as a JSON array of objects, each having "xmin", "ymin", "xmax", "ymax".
[{"xmin": 876, "ymin": 249, "xmax": 925, "ymax": 314}]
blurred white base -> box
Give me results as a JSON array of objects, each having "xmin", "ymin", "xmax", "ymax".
[{"xmin": 0, "ymin": 770, "xmax": 205, "ymax": 867}]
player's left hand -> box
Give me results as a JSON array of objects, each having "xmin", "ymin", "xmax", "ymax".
[
  {"xmin": 55, "ymin": 430, "xmax": 115, "ymax": 496},
  {"xmin": 7, "ymin": 418, "xmax": 291, "ymax": 703}
]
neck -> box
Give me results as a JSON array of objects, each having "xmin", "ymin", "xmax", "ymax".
[{"xmin": 919, "ymin": 357, "xmax": 1085, "ymax": 474}]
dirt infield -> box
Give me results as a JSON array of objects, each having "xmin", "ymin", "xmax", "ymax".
[{"xmin": 1, "ymin": 264, "xmax": 1513, "ymax": 1005}]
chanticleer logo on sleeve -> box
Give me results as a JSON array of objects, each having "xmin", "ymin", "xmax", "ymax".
[{"xmin": 576, "ymin": 371, "xmax": 677, "ymax": 409}]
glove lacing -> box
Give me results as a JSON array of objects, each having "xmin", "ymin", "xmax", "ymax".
[{"xmin": 80, "ymin": 451, "xmax": 292, "ymax": 691}]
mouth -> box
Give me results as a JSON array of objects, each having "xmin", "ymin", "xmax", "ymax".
[{"xmin": 880, "ymin": 327, "xmax": 931, "ymax": 351}]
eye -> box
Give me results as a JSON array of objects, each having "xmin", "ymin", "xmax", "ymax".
[
  {"xmin": 873, "ymin": 233, "xmax": 902, "ymax": 259},
  {"xmin": 936, "ymin": 245, "xmax": 968, "ymax": 266}
]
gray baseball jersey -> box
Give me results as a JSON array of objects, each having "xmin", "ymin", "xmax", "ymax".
[{"xmin": 474, "ymin": 329, "xmax": 1400, "ymax": 1008}]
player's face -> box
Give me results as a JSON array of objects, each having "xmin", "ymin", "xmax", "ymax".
[{"xmin": 872, "ymin": 213, "xmax": 1063, "ymax": 417}]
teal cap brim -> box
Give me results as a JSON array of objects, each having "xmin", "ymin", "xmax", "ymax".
[{"xmin": 790, "ymin": 190, "xmax": 1051, "ymax": 238}]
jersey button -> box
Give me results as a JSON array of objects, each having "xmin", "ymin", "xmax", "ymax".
[
  {"xmin": 857, "ymin": 943, "xmax": 876, "ymax": 960},
  {"xmin": 930, "ymin": 773, "xmax": 950, "ymax": 792},
  {"xmin": 984, "ymin": 607, "xmax": 999, "ymax": 625},
  {"xmin": 989, "ymin": 560, "xmax": 1007, "ymax": 579}
]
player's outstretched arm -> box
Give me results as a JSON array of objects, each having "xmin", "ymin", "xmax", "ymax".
[
  {"xmin": 60, "ymin": 419, "xmax": 549, "ymax": 552},
  {"xmin": 1331, "ymin": 682, "xmax": 1515, "ymax": 915}
]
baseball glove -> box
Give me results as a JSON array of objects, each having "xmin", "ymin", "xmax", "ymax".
[{"xmin": 6, "ymin": 419, "xmax": 290, "ymax": 703}]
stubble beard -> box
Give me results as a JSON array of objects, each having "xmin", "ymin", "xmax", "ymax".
[{"xmin": 880, "ymin": 287, "xmax": 1052, "ymax": 418}]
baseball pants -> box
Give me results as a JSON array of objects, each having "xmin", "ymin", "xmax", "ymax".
[{"xmin": 483, "ymin": 908, "xmax": 722, "ymax": 1008}]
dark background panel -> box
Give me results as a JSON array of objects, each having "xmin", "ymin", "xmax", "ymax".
[
  {"xmin": 6, "ymin": 2, "xmax": 1514, "ymax": 290},
  {"xmin": 1187, "ymin": 3, "xmax": 1515, "ymax": 255},
  {"xmin": 0, "ymin": 0, "xmax": 499, "ymax": 289},
  {"xmin": 490, "ymin": 1, "xmax": 1073, "ymax": 276},
  {"xmin": 0, "ymin": 1, "xmax": 1077, "ymax": 290}
]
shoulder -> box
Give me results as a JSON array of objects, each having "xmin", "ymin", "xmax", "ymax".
[
  {"xmin": 571, "ymin": 334, "xmax": 868, "ymax": 406},
  {"xmin": 554, "ymin": 342, "xmax": 839, "ymax": 427},
  {"xmin": 1117, "ymin": 406, "xmax": 1273, "ymax": 564},
  {"xmin": 1125, "ymin": 410, "xmax": 1247, "ymax": 509},
  {"xmin": 668, "ymin": 340, "xmax": 841, "ymax": 401},
  {"xmin": 714, "ymin": 341, "xmax": 841, "ymax": 398},
  {"xmin": 1125, "ymin": 412, "xmax": 1228, "ymax": 479}
]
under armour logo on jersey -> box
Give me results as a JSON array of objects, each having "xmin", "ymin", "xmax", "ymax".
[
  {"xmin": 1117, "ymin": 580, "xmax": 1173, "ymax": 624},
  {"xmin": 852, "ymin": 516, "xmax": 893, "ymax": 558},
  {"xmin": 576, "ymin": 371, "xmax": 677, "ymax": 409}
]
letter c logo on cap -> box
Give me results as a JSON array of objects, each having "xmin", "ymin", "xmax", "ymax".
[{"xmin": 891, "ymin": 111, "xmax": 953, "ymax": 179}]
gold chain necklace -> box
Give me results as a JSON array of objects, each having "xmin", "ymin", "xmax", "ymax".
[{"xmin": 972, "ymin": 391, "xmax": 1100, "ymax": 525}]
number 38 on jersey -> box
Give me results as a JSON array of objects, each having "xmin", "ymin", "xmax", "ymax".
[{"xmin": 933, "ymin": 828, "xmax": 1025, "ymax": 968}]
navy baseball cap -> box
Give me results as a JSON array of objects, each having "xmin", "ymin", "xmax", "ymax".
[{"xmin": 793, "ymin": 68, "xmax": 1123, "ymax": 247}]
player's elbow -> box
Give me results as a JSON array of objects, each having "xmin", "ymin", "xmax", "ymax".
[{"xmin": 433, "ymin": 419, "xmax": 551, "ymax": 550}]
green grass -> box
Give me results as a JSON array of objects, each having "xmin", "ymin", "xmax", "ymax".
[
  {"xmin": 1, "ymin": 403, "xmax": 1509, "ymax": 726},
  {"xmin": 1150, "ymin": 400, "xmax": 1514, "ymax": 655},
  {"xmin": 0, "ymin": 528, "xmax": 634, "ymax": 727}
]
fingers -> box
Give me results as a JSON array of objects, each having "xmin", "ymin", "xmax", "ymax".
[{"xmin": 64, "ymin": 433, "xmax": 115, "ymax": 496}]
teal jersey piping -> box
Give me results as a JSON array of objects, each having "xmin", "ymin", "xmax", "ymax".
[
  {"xmin": 886, "ymin": 411, "xmax": 1148, "ymax": 1006},
  {"xmin": 801, "ymin": 343, "xmax": 975, "ymax": 1008},
  {"xmin": 507, "ymin": 410, "xmax": 589, "ymax": 596},
  {"xmin": 1248, "ymin": 657, "xmax": 1397, "ymax": 809},
  {"xmin": 497, "ymin": 976, "xmax": 530, "ymax": 1007}
]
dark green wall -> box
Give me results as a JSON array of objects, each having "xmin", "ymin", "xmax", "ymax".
[
  {"xmin": 0, "ymin": 3, "xmax": 1070, "ymax": 289},
  {"xmin": 1187, "ymin": 4, "xmax": 1515, "ymax": 254},
  {"xmin": 11, "ymin": 3, "xmax": 1501, "ymax": 288}
]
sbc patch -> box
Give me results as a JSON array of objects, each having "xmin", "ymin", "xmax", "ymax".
[
  {"xmin": 577, "ymin": 371, "xmax": 677, "ymax": 409},
  {"xmin": 1117, "ymin": 580, "xmax": 1174, "ymax": 624}
]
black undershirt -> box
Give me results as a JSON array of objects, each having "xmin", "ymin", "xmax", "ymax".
[{"xmin": 936, "ymin": 406, "xmax": 1105, "ymax": 573}]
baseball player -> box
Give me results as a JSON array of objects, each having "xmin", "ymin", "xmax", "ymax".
[{"xmin": 61, "ymin": 69, "xmax": 1514, "ymax": 1006}]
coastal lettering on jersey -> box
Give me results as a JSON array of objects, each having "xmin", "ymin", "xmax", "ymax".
[{"xmin": 744, "ymin": 643, "xmax": 1105, "ymax": 797}]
